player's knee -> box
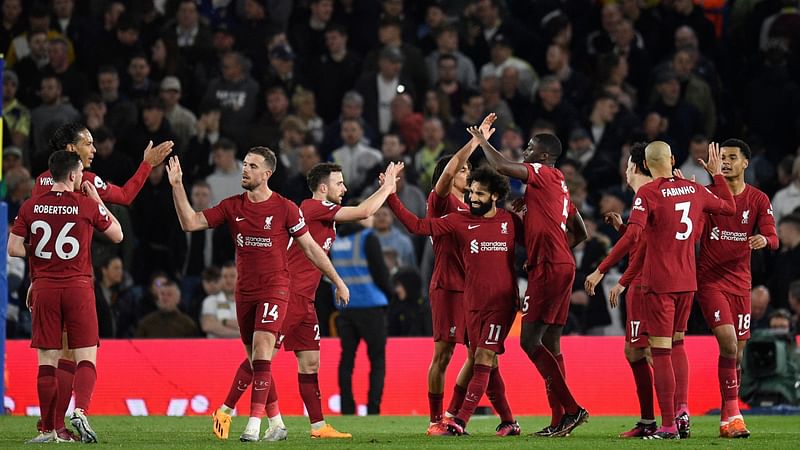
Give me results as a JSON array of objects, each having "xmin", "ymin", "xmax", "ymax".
[
  {"xmin": 432, "ymin": 345, "xmax": 454, "ymax": 368},
  {"xmin": 473, "ymin": 348, "xmax": 494, "ymax": 366},
  {"xmin": 719, "ymin": 339, "xmax": 738, "ymax": 358},
  {"xmin": 625, "ymin": 346, "xmax": 645, "ymax": 363}
]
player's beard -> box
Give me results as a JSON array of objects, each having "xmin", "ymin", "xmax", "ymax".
[
  {"xmin": 470, "ymin": 200, "xmax": 492, "ymax": 217},
  {"xmin": 241, "ymin": 178, "xmax": 258, "ymax": 191}
]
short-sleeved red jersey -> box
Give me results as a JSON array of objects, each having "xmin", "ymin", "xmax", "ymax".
[
  {"xmin": 203, "ymin": 192, "xmax": 308, "ymax": 301},
  {"xmin": 522, "ymin": 163, "xmax": 577, "ymax": 266},
  {"xmin": 389, "ymin": 195, "xmax": 521, "ymax": 312},
  {"xmin": 286, "ymin": 198, "xmax": 342, "ymax": 300},
  {"xmin": 627, "ymin": 175, "xmax": 735, "ymax": 293},
  {"xmin": 427, "ymin": 190, "xmax": 469, "ymax": 291},
  {"xmin": 697, "ymin": 184, "xmax": 778, "ymax": 296},
  {"xmin": 11, "ymin": 191, "xmax": 112, "ymax": 285}
]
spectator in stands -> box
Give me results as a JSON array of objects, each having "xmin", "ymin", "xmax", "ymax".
[
  {"xmin": 6, "ymin": 3, "xmax": 73, "ymax": 66},
  {"xmin": 499, "ymin": 66, "xmax": 533, "ymax": 132},
  {"xmin": 751, "ymin": 285, "xmax": 774, "ymax": 331},
  {"xmin": 248, "ymin": 85, "xmax": 290, "ymax": 155},
  {"xmin": 479, "ymin": 74, "xmax": 513, "ymax": 134},
  {"xmin": 389, "ymin": 93, "xmax": 423, "ymax": 150},
  {"xmin": 611, "ymin": 18, "xmax": 649, "ymax": 94},
  {"xmin": 200, "ymin": 262, "xmax": 239, "ymax": 338},
  {"xmin": 45, "ymin": 36, "xmax": 87, "ymax": 109},
  {"xmin": 415, "ymin": 117, "xmax": 449, "ymax": 192},
  {"xmin": 587, "ymin": 3, "xmax": 622, "ymax": 56},
  {"xmin": 433, "ymin": 54, "xmax": 467, "ymax": 120},
  {"xmin": 161, "ymin": 0, "xmax": 212, "ymax": 66},
  {"xmin": 30, "ymin": 75, "xmax": 80, "ymax": 157},
  {"xmin": 365, "ymin": 16, "xmax": 428, "ymax": 98},
  {"xmin": 312, "ymin": 23, "xmax": 363, "ymax": 123},
  {"xmin": 381, "ymin": 133, "xmax": 413, "ymax": 179},
  {"xmin": 275, "ymin": 115, "xmax": 309, "ymax": 179},
  {"xmin": 0, "ymin": 0, "xmax": 24, "ymax": 57},
  {"xmin": 292, "ymin": 88, "xmax": 324, "ymax": 145},
  {"xmin": 355, "ymin": 45, "xmax": 416, "ymax": 135},
  {"xmin": 595, "ymin": 52, "xmax": 638, "ymax": 112},
  {"xmin": 3, "ymin": 166, "xmax": 32, "ymax": 221},
  {"xmin": 160, "ymin": 76, "xmax": 197, "ymax": 152},
  {"xmin": 97, "ymin": 65, "xmax": 139, "ymax": 137},
  {"xmin": 769, "ymin": 214, "xmax": 800, "ymax": 310},
  {"xmin": 263, "ymin": 43, "xmax": 310, "ymax": 100},
  {"xmin": 11, "ymin": 30, "xmax": 49, "ymax": 107},
  {"xmin": 425, "ymin": 24, "xmax": 478, "ymax": 90},
  {"xmin": 662, "ymin": 0, "xmax": 717, "ymax": 59},
  {"xmin": 120, "ymin": 97, "xmax": 178, "ymax": 161},
  {"xmin": 388, "ymin": 267, "xmax": 427, "ymax": 336},
  {"xmin": 647, "ymin": 69, "xmax": 703, "ymax": 164},
  {"xmin": 446, "ymin": 89, "xmax": 484, "ymax": 148},
  {"xmin": 772, "ymin": 156, "xmax": 800, "ymax": 225},
  {"xmin": 282, "ymin": 144, "xmax": 321, "ymax": 205},
  {"xmin": 136, "ymin": 279, "xmax": 199, "ymax": 338},
  {"xmin": 126, "ymin": 53, "xmax": 157, "ymax": 102},
  {"xmin": 320, "ymin": 91, "xmax": 379, "ymax": 159},
  {"xmin": 95, "ymin": 255, "xmax": 126, "ymax": 338},
  {"xmin": 1, "ymin": 146, "xmax": 24, "ymax": 179},
  {"xmin": 480, "ymin": 33, "xmax": 538, "ymax": 100},
  {"xmin": 149, "ymin": 37, "xmax": 184, "ymax": 83},
  {"xmin": 373, "ymin": 205, "xmax": 416, "ymax": 267},
  {"xmin": 3, "ymin": 70, "xmax": 30, "ymax": 150},
  {"xmin": 289, "ymin": 0, "xmax": 334, "ymax": 62},
  {"xmin": 465, "ymin": 0, "xmax": 538, "ymax": 68},
  {"xmin": 677, "ymin": 135, "xmax": 712, "ymax": 186},
  {"xmin": 422, "ymin": 88, "xmax": 452, "ymax": 126},
  {"xmin": 529, "ymin": 76, "xmax": 580, "ymax": 144},
  {"xmin": 97, "ymin": 15, "xmax": 144, "ymax": 77},
  {"xmin": 332, "ymin": 117, "xmax": 383, "ymax": 199},
  {"xmin": 546, "ymin": 43, "xmax": 591, "ymax": 111},
  {"xmin": 670, "ymin": 48, "xmax": 716, "ymax": 136},
  {"xmin": 768, "ymin": 309, "xmax": 793, "ymax": 333},
  {"xmin": 203, "ymin": 51, "xmax": 259, "ymax": 151},
  {"xmin": 205, "ymin": 138, "xmax": 243, "ymax": 205},
  {"xmin": 789, "ymin": 282, "xmax": 800, "ymax": 331},
  {"xmin": 90, "ymin": 126, "xmax": 135, "ymax": 186}
]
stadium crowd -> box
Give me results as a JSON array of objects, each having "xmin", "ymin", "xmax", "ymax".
[{"xmin": 4, "ymin": 0, "xmax": 800, "ymax": 341}]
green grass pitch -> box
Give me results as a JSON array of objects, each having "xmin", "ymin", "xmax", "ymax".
[{"xmin": 2, "ymin": 415, "xmax": 799, "ymax": 448}]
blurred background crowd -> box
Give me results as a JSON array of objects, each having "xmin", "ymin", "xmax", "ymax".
[{"xmin": 2, "ymin": 0, "xmax": 800, "ymax": 341}]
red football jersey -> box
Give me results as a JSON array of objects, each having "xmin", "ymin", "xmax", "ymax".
[
  {"xmin": 287, "ymin": 199, "xmax": 342, "ymax": 300},
  {"xmin": 203, "ymin": 192, "xmax": 308, "ymax": 301},
  {"xmin": 35, "ymin": 161, "xmax": 151, "ymax": 206},
  {"xmin": 426, "ymin": 190, "xmax": 469, "ymax": 291},
  {"xmin": 697, "ymin": 184, "xmax": 778, "ymax": 296},
  {"xmin": 521, "ymin": 163, "xmax": 577, "ymax": 266},
  {"xmin": 389, "ymin": 195, "xmax": 521, "ymax": 312},
  {"xmin": 627, "ymin": 175, "xmax": 735, "ymax": 293},
  {"xmin": 11, "ymin": 191, "xmax": 112, "ymax": 285}
]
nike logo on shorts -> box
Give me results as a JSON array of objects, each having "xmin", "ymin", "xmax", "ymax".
[
  {"xmin": 468, "ymin": 224, "xmax": 480, "ymax": 229},
  {"xmin": 236, "ymin": 217, "xmax": 246, "ymax": 222}
]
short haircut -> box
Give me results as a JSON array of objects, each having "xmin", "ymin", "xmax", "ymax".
[
  {"xmin": 467, "ymin": 165, "xmax": 509, "ymax": 202},
  {"xmin": 221, "ymin": 260, "xmax": 236, "ymax": 270},
  {"xmin": 307, "ymin": 162, "xmax": 343, "ymax": 192},
  {"xmin": 191, "ymin": 179, "xmax": 211, "ymax": 191},
  {"xmin": 779, "ymin": 213, "xmax": 800, "ymax": 228},
  {"xmin": 342, "ymin": 91, "xmax": 363, "ymax": 106},
  {"xmin": 141, "ymin": 96, "xmax": 164, "ymax": 111},
  {"xmin": 93, "ymin": 126, "xmax": 115, "ymax": 142},
  {"xmin": 462, "ymin": 88, "xmax": 482, "ymax": 105},
  {"xmin": 325, "ymin": 22, "xmax": 348, "ymax": 36},
  {"xmin": 48, "ymin": 122, "xmax": 87, "ymax": 153},
  {"xmin": 341, "ymin": 116, "xmax": 364, "ymax": 129},
  {"xmin": 431, "ymin": 154, "xmax": 471, "ymax": 188},
  {"xmin": 212, "ymin": 137, "xmax": 236, "ymax": 152},
  {"xmin": 532, "ymin": 133, "xmax": 563, "ymax": 159},
  {"xmin": 719, "ymin": 138, "xmax": 752, "ymax": 160},
  {"xmin": 247, "ymin": 146, "xmax": 277, "ymax": 171},
  {"xmin": 438, "ymin": 53, "xmax": 457, "ymax": 66},
  {"xmin": 629, "ymin": 141, "xmax": 651, "ymax": 176},
  {"xmin": 48, "ymin": 150, "xmax": 82, "ymax": 182},
  {"xmin": 97, "ymin": 65, "xmax": 119, "ymax": 77},
  {"xmin": 201, "ymin": 265, "xmax": 221, "ymax": 282},
  {"xmin": 160, "ymin": 279, "xmax": 180, "ymax": 291}
]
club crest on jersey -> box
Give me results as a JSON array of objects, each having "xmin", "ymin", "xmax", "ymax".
[
  {"xmin": 322, "ymin": 237, "xmax": 333, "ymax": 251},
  {"xmin": 742, "ymin": 210, "xmax": 750, "ymax": 224},
  {"xmin": 714, "ymin": 310, "xmax": 721, "ymax": 322},
  {"xmin": 501, "ymin": 222, "xmax": 508, "ymax": 234},
  {"xmin": 264, "ymin": 216, "xmax": 273, "ymax": 230},
  {"xmin": 449, "ymin": 326, "xmax": 456, "ymax": 337}
]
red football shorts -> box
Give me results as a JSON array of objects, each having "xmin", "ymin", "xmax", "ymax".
[
  {"xmin": 236, "ymin": 296, "xmax": 289, "ymax": 345},
  {"xmin": 275, "ymin": 293, "xmax": 321, "ymax": 352},
  {"xmin": 429, "ymin": 288, "xmax": 466, "ymax": 344},
  {"xmin": 522, "ymin": 262, "xmax": 575, "ymax": 326},
  {"xmin": 465, "ymin": 308, "xmax": 515, "ymax": 354},
  {"xmin": 625, "ymin": 284, "xmax": 648, "ymax": 348},
  {"xmin": 643, "ymin": 291, "xmax": 693, "ymax": 338},
  {"xmin": 30, "ymin": 281, "xmax": 98, "ymax": 350},
  {"xmin": 697, "ymin": 289, "xmax": 751, "ymax": 340}
]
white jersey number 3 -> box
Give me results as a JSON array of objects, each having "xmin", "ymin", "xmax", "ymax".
[
  {"xmin": 674, "ymin": 201, "xmax": 693, "ymax": 241},
  {"xmin": 30, "ymin": 220, "xmax": 80, "ymax": 260}
]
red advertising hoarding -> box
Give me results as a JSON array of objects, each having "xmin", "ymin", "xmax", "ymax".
[{"xmin": 5, "ymin": 337, "xmax": 734, "ymax": 416}]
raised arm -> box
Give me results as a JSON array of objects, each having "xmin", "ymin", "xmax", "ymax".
[
  {"xmin": 165, "ymin": 156, "xmax": 210, "ymax": 231},
  {"xmin": 466, "ymin": 125, "xmax": 529, "ymax": 181},
  {"xmin": 294, "ymin": 232, "xmax": 350, "ymax": 305},
  {"xmin": 334, "ymin": 162, "xmax": 403, "ymax": 222},
  {"xmin": 386, "ymin": 193, "xmax": 452, "ymax": 236},
  {"xmin": 434, "ymin": 114, "xmax": 497, "ymax": 197},
  {"xmin": 100, "ymin": 140, "xmax": 174, "ymax": 206}
]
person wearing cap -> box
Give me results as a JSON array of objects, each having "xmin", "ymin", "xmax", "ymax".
[
  {"xmin": 479, "ymin": 33, "xmax": 538, "ymax": 100},
  {"xmin": 3, "ymin": 70, "xmax": 31, "ymax": 150},
  {"xmin": 160, "ymin": 76, "xmax": 198, "ymax": 151},
  {"xmin": 2, "ymin": 146, "xmax": 25, "ymax": 178},
  {"xmin": 354, "ymin": 45, "xmax": 417, "ymax": 135},
  {"xmin": 364, "ymin": 16, "xmax": 428, "ymax": 99},
  {"xmin": 264, "ymin": 43, "xmax": 310, "ymax": 100},
  {"xmin": 646, "ymin": 69, "xmax": 703, "ymax": 164}
]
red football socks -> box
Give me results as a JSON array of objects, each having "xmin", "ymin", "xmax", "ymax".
[
  {"xmin": 54, "ymin": 359, "xmax": 76, "ymax": 429},
  {"xmin": 73, "ymin": 361, "xmax": 96, "ymax": 411},
  {"xmin": 547, "ymin": 354, "xmax": 566, "ymax": 426},
  {"xmin": 427, "ymin": 392, "xmax": 443, "ymax": 423},
  {"xmin": 446, "ymin": 383, "xmax": 466, "ymax": 417},
  {"xmin": 37, "ymin": 365, "xmax": 58, "ymax": 432},
  {"xmin": 651, "ymin": 347, "xmax": 676, "ymax": 429},
  {"xmin": 223, "ymin": 359, "xmax": 253, "ymax": 409},
  {"xmin": 671, "ymin": 340, "xmax": 689, "ymax": 414},
  {"xmin": 266, "ymin": 374, "xmax": 279, "ymax": 418},
  {"xmin": 486, "ymin": 366, "xmax": 514, "ymax": 423},
  {"xmin": 630, "ymin": 357, "xmax": 655, "ymax": 421},
  {"xmin": 455, "ymin": 364, "xmax": 492, "ymax": 426},
  {"xmin": 250, "ymin": 360, "xmax": 271, "ymax": 418},
  {"xmin": 719, "ymin": 355, "xmax": 741, "ymax": 419},
  {"xmin": 299, "ymin": 373, "xmax": 325, "ymax": 424},
  {"xmin": 529, "ymin": 345, "xmax": 578, "ymax": 414}
]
